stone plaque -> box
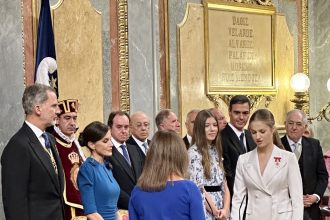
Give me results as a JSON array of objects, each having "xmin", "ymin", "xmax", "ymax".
[{"xmin": 204, "ymin": 1, "xmax": 276, "ymax": 94}]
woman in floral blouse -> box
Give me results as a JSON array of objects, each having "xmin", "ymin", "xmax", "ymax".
[{"xmin": 188, "ymin": 109, "xmax": 230, "ymax": 220}]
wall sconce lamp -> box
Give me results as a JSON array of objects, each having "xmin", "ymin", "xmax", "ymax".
[
  {"xmin": 290, "ymin": 73, "xmax": 330, "ymax": 122},
  {"xmin": 290, "ymin": 73, "xmax": 310, "ymax": 110}
]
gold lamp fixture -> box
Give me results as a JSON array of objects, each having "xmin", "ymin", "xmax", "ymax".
[{"xmin": 290, "ymin": 73, "xmax": 330, "ymax": 122}]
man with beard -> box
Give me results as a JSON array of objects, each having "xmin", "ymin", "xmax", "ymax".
[
  {"xmin": 52, "ymin": 99, "xmax": 86, "ymax": 219},
  {"xmin": 2, "ymin": 84, "xmax": 65, "ymax": 219}
]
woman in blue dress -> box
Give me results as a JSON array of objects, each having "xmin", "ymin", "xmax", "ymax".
[
  {"xmin": 129, "ymin": 130, "xmax": 205, "ymax": 220},
  {"xmin": 77, "ymin": 121, "xmax": 120, "ymax": 220},
  {"xmin": 188, "ymin": 110, "xmax": 231, "ymax": 220}
]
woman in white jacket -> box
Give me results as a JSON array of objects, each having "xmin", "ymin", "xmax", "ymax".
[{"xmin": 231, "ymin": 109, "xmax": 303, "ymax": 220}]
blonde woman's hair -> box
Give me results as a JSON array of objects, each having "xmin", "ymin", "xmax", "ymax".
[
  {"xmin": 191, "ymin": 110, "xmax": 223, "ymax": 179},
  {"xmin": 137, "ymin": 130, "xmax": 188, "ymax": 191}
]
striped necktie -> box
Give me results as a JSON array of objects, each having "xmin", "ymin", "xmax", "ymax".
[{"xmin": 142, "ymin": 142, "xmax": 148, "ymax": 154}]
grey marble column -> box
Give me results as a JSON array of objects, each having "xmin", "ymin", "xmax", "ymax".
[
  {"xmin": 128, "ymin": 0, "xmax": 160, "ymax": 134},
  {"xmin": 0, "ymin": 0, "xmax": 25, "ymax": 218},
  {"xmin": 309, "ymin": 0, "xmax": 330, "ymax": 151}
]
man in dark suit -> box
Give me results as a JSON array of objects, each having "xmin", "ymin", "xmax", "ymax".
[
  {"xmin": 182, "ymin": 109, "xmax": 199, "ymax": 149},
  {"xmin": 107, "ymin": 111, "xmax": 144, "ymax": 209},
  {"xmin": 282, "ymin": 109, "xmax": 328, "ymax": 220},
  {"xmin": 126, "ymin": 111, "xmax": 151, "ymax": 160},
  {"xmin": 1, "ymin": 84, "xmax": 65, "ymax": 220},
  {"xmin": 221, "ymin": 95, "xmax": 256, "ymax": 198}
]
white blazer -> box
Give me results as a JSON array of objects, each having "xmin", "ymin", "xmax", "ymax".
[{"xmin": 231, "ymin": 146, "xmax": 303, "ymax": 220}]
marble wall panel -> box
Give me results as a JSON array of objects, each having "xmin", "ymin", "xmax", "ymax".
[
  {"xmin": 0, "ymin": 0, "xmax": 25, "ymax": 218},
  {"xmin": 128, "ymin": 0, "xmax": 159, "ymax": 135},
  {"xmin": 273, "ymin": 0, "xmax": 298, "ymax": 72},
  {"xmin": 309, "ymin": 0, "xmax": 330, "ymax": 150}
]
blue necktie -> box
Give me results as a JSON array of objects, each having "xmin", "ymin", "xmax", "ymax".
[
  {"xmin": 41, "ymin": 133, "xmax": 58, "ymax": 174},
  {"xmin": 239, "ymin": 132, "xmax": 246, "ymax": 152},
  {"xmin": 42, "ymin": 132, "xmax": 52, "ymax": 151},
  {"xmin": 120, "ymin": 144, "xmax": 131, "ymax": 166}
]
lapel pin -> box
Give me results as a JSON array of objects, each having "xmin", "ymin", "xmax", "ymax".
[{"xmin": 274, "ymin": 156, "xmax": 281, "ymax": 167}]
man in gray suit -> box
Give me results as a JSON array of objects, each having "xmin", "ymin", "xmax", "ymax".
[{"xmin": 1, "ymin": 84, "xmax": 65, "ymax": 220}]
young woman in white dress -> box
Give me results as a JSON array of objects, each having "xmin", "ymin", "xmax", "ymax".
[{"xmin": 231, "ymin": 109, "xmax": 303, "ymax": 220}]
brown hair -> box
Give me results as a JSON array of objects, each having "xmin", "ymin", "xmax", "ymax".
[
  {"xmin": 78, "ymin": 121, "xmax": 109, "ymax": 149},
  {"xmin": 107, "ymin": 111, "xmax": 130, "ymax": 128},
  {"xmin": 229, "ymin": 95, "xmax": 251, "ymax": 111},
  {"xmin": 137, "ymin": 130, "xmax": 188, "ymax": 191},
  {"xmin": 192, "ymin": 110, "xmax": 223, "ymax": 179},
  {"xmin": 273, "ymin": 128, "xmax": 284, "ymax": 149},
  {"xmin": 249, "ymin": 109, "xmax": 284, "ymax": 148},
  {"xmin": 249, "ymin": 109, "xmax": 275, "ymax": 129}
]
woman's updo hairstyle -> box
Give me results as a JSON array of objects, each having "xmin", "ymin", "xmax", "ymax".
[
  {"xmin": 78, "ymin": 121, "xmax": 109, "ymax": 149},
  {"xmin": 248, "ymin": 108, "xmax": 275, "ymax": 129}
]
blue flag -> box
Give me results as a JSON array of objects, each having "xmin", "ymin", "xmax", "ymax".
[{"xmin": 34, "ymin": 0, "xmax": 58, "ymax": 96}]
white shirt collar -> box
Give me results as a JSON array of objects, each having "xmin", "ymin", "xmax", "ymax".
[
  {"xmin": 187, "ymin": 134, "xmax": 192, "ymax": 144},
  {"xmin": 111, "ymin": 137, "xmax": 125, "ymax": 148},
  {"xmin": 228, "ymin": 122, "xmax": 244, "ymax": 139},
  {"xmin": 132, "ymin": 135, "xmax": 146, "ymax": 146},
  {"xmin": 132, "ymin": 135, "xmax": 148, "ymax": 154},
  {"xmin": 25, "ymin": 121, "xmax": 46, "ymax": 147},
  {"xmin": 25, "ymin": 121, "xmax": 44, "ymax": 138},
  {"xmin": 286, "ymin": 135, "xmax": 302, "ymax": 147},
  {"xmin": 111, "ymin": 137, "xmax": 129, "ymax": 156}
]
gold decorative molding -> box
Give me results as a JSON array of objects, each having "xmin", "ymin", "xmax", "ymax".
[
  {"xmin": 301, "ymin": 0, "xmax": 309, "ymax": 115},
  {"xmin": 207, "ymin": 94, "xmax": 274, "ymax": 110},
  {"xmin": 118, "ymin": 0, "xmax": 130, "ymax": 112},
  {"xmin": 308, "ymin": 102, "xmax": 330, "ymax": 122},
  {"xmin": 225, "ymin": 0, "xmax": 273, "ymax": 6},
  {"xmin": 164, "ymin": 0, "xmax": 170, "ymax": 108},
  {"xmin": 21, "ymin": 0, "xmax": 26, "ymax": 87},
  {"xmin": 301, "ymin": 0, "xmax": 309, "ymax": 76}
]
